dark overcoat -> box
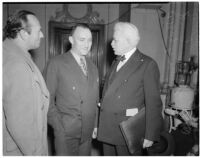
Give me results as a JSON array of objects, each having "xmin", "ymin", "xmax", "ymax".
[{"xmin": 98, "ymin": 49, "xmax": 163, "ymax": 145}]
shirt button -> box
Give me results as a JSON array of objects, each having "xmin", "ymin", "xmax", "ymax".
[
  {"xmin": 118, "ymin": 96, "xmax": 121, "ymax": 99},
  {"xmin": 72, "ymin": 86, "xmax": 75, "ymax": 90}
]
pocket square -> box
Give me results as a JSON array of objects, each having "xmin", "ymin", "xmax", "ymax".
[{"xmin": 126, "ymin": 108, "xmax": 138, "ymax": 116}]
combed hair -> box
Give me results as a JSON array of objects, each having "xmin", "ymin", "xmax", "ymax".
[
  {"xmin": 70, "ymin": 23, "xmax": 91, "ymax": 36},
  {"xmin": 3, "ymin": 10, "xmax": 35, "ymax": 39},
  {"xmin": 114, "ymin": 22, "xmax": 140, "ymax": 47}
]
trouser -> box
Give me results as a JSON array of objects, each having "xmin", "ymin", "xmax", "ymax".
[
  {"xmin": 102, "ymin": 142, "xmax": 130, "ymax": 156},
  {"xmin": 102, "ymin": 142, "xmax": 143, "ymax": 156},
  {"xmin": 54, "ymin": 132, "xmax": 92, "ymax": 156}
]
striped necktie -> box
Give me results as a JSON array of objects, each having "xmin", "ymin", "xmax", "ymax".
[
  {"xmin": 109, "ymin": 55, "xmax": 126, "ymax": 84},
  {"xmin": 80, "ymin": 57, "xmax": 87, "ymax": 76}
]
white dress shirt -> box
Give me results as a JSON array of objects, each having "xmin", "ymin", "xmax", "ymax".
[
  {"xmin": 116, "ymin": 47, "xmax": 136, "ymax": 72},
  {"xmin": 71, "ymin": 51, "xmax": 87, "ymax": 75},
  {"xmin": 71, "ymin": 51, "xmax": 87, "ymax": 65}
]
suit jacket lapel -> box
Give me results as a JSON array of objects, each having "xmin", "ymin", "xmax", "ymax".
[
  {"xmin": 64, "ymin": 52, "xmax": 90, "ymax": 100},
  {"xmin": 102, "ymin": 59, "xmax": 119, "ymax": 98},
  {"xmin": 104, "ymin": 50, "xmax": 144, "ymax": 98},
  {"xmin": 63, "ymin": 52, "xmax": 84, "ymax": 99},
  {"xmin": 84, "ymin": 57, "xmax": 92, "ymax": 99},
  {"xmin": 4, "ymin": 39, "xmax": 49, "ymax": 98}
]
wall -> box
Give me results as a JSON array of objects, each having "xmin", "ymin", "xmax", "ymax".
[
  {"xmin": 3, "ymin": 4, "xmax": 8, "ymax": 27},
  {"xmin": 130, "ymin": 4, "xmax": 169, "ymax": 83},
  {"xmin": 183, "ymin": 2, "xmax": 199, "ymax": 62}
]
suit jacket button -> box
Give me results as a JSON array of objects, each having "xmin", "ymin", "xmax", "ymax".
[
  {"xmin": 81, "ymin": 100, "xmax": 83, "ymax": 104},
  {"xmin": 97, "ymin": 102, "xmax": 101, "ymax": 107}
]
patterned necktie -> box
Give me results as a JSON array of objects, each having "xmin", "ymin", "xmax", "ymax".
[
  {"xmin": 116, "ymin": 55, "xmax": 126, "ymax": 71},
  {"xmin": 80, "ymin": 57, "xmax": 87, "ymax": 76},
  {"xmin": 108, "ymin": 55, "xmax": 126, "ymax": 85},
  {"xmin": 117, "ymin": 55, "xmax": 126, "ymax": 62}
]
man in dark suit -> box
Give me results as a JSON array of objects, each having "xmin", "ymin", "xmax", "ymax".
[
  {"xmin": 45, "ymin": 24, "xmax": 99, "ymax": 155},
  {"xmin": 97, "ymin": 22, "xmax": 163, "ymax": 155}
]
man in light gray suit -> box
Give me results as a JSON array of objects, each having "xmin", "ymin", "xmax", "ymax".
[
  {"xmin": 46, "ymin": 23, "xmax": 99, "ymax": 156},
  {"xmin": 3, "ymin": 10, "xmax": 49, "ymax": 156}
]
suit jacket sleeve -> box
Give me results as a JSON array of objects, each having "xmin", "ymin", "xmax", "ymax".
[
  {"xmin": 4, "ymin": 63, "xmax": 41, "ymax": 155},
  {"xmin": 45, "ymin": 60, "xmax": 65, "ymax": 132},
  {"xmin": 144, "ymin": 60, "xmax": 163, "ymax": 141}
]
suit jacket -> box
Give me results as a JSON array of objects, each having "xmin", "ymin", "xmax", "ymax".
[
  {"xmin": 46, "ymin": 51, "xmax": 99, "ymax": 143},
  {"xmin": 98, "ymin": 49, "xmax": 163, "ymax": 145},
  {"xmin": 3, "ymin": 39, "xmax": 49, "ymax": 155}
]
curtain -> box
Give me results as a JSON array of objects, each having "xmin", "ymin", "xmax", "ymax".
[{"xmin": 164, "ymin": 2, "xmax": 186, "ymax": 87}]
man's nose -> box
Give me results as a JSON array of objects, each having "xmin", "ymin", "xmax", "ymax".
[
  {"xmin": 111, "ymin": 41, "xmax": 114, "ymax": 47},
  {"xmin": 40, "ymin": 31, "xmax": 44, "ymax": 38}
]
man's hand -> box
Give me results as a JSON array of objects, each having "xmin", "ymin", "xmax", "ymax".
[
  {"xmin": 92, "ymin": 127, "xmax": 98, "ymax": 139},
  {"xmin": 143, "ymin": 139, "xmax": 153, "ymax": 148}
]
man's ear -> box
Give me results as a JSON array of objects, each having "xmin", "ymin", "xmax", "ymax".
[
  {"xmin": 69, "ymin": 36, "xmax": 73, "ymax": 45},
  {"xmin": 19, "ymin": 29, "xmax": 29, "ymax": 40}
]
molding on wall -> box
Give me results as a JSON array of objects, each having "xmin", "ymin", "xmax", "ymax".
[
  {"xmin": 50, "ymin": 4, "xmax": 104, "ymax": 24},
  {"xmin": 119, "ymin": 3, "xmax": 131, "ymax": 22}
]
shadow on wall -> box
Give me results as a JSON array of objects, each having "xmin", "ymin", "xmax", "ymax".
[{"xmin": 106, "ymin": 40, "xmax": 116, "ymax": 67}]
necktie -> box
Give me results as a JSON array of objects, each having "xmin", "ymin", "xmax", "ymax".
[
  {"xmin": 116, "ymin": 55, "xmax": 126, "ymax": 71},
  {"xmin": 80, "ymin": 57, "xmax": 87, "ymax": 76},
  {"xmin": 117, "ymin": 55, "xmax": 126, "ymax": 62},
  {"xmin": 108, "ymin": 55, "xmax": 126, "ymax": 85}
]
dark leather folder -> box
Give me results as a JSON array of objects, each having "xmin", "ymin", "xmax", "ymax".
[{"xmin": 119, "ymin": 107, "xmax": 145, "ymax": 155}]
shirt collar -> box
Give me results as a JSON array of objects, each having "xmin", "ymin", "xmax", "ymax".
[
  {"xmin": 123, "ymin": 47, "xmax": 136, "ymax": 62},
  {"xmin": 70, "ymin": 50, "xmax": 85, "ymax": 64}
]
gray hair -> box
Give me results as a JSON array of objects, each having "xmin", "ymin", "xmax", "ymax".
[{"xmin": 114, "ymin": 22, "xmax": 140, "ymax": 47}]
